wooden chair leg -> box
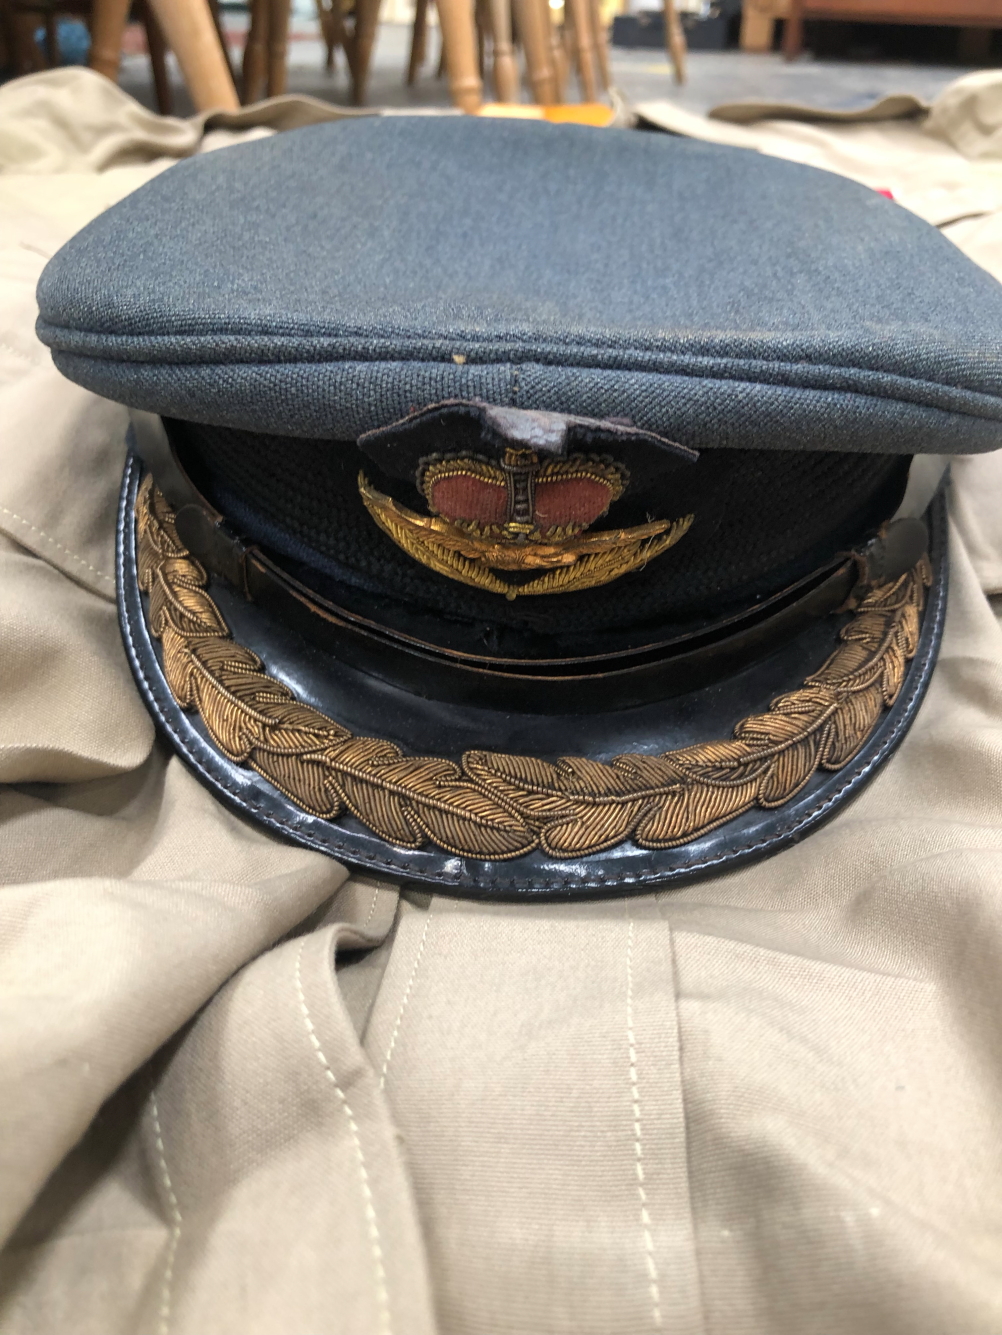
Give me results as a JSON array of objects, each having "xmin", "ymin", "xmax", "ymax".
[
  {"xmin": 662, "ymin": 0, "xmax": 685, "ymax": 82},
  {"xmin": 44, "ymin": 9, "xmax": 59, "ymax": 64},
  {"xmin": 13, "ymin": 7, "xmax": 46, "ymax": 69},
  {"xmin": 487, "ymin": 0, "xmax": 518, "ymax": 100},
  {"xmin": 316, "ymin": 0, "xmax": 342, "ymax": 69},
  {"xmin": 436, "ymin": 0, "xmax": 483, "ymax": 110},
  {"xmin": 565, "ymin": 0, "xmax": 596, "ymax": 99},
  {"xmin": 589, "ymin": 0, "xmax": 608, "ymax": 89},
  {"xmin": 547, "ymin": 5, "xmax": 566, "ymax": 100},
  {"xmin": 243, "ymin": 0, "xmax": 269, "ymax": 100},
  {"xmin": 475, "ymin": 0, "xmax": 487, "ymax": 77},
  {"xmin": 512, "ymin": 0, "xmax": 556, "ymax": 103},
  {"xmin": 145, "ymin": 0, "xmax": 240, "ymax": 109},
  {"xmin": 266, "ymin": 0, "xmax": 291, "ymax": 94},
  {"xmin": 406, "ymin": 0, "xmax": 429, "ymax": 83},
  {"xmin": 781, "ymin": 0, "xmax": 803, "ymax": 58},
  {"xmin": 139, "ymin": 0, "xmax": 172, "ymax": 112},
  {"xmin": 88, "ymin": 0, "xmax": 130, "ymax": 79},
  {"xmin": 206, "ymin": 0, "xmax": 238, "ymax": 87},
  {"xmin": 0, "ymin": 0, "xmax": 24, "ymax": 73},
  {"xmin": 331, "ymin": 0, "xmax": 350, "ymax": 65},
  {"xmin": 739, "ymin": 4, "xmax": 773, "ymax": 51},
  {"xmin": 350, "ymin": 0, "xmax": 381, "ymax": 104}
]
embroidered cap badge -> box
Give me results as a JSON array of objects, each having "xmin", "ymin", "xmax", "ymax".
[{"xmin": 359, "ymin": 446, "xmax": 693, "ymax": 600}]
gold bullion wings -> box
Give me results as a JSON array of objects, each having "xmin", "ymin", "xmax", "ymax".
[
  {"xmin": 137, "ymin": 476, "xmax": 931, "ymax": 861},
  {"xmin": 357, "ymin": 473, "xmax": 695, "ymax": 600}
]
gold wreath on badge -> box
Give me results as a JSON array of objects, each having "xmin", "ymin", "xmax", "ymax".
[{"xmin": 358, "ymin": 446, "xmax": 694, "ymax": 599}]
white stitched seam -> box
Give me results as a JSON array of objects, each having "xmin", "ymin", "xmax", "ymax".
[
  {"xmin": 149, "ymin": 1091, "xmax": 182, "ymax": 1335},
  {"xmin": 627, "ymin": 919, "xmax": 663, "ymax": 1332},
  {"xmin": 0, "ymin": 504, "xmax": 114, "ymax": 583},
  {"xmin": 294, "ymin": 939, "xmax": 392, "ymax": 1335},
  {"xmin": 378, "ymin": 907, "xmax": 432, "ymax": 1090},
  {"xmin": 363, "ymin": 885, "xmax": 380, "ymax": 930}
]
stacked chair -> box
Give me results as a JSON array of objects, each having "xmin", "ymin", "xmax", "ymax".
[{"xmin": 1, "ymin": 0, "xmax": 686, "ymax": 116}]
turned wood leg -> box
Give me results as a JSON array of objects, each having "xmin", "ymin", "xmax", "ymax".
[
  {"xmin": 243, "ymin": 0, "xmax": 269, "ymax": 99},
  {"xmin": 739, "ymin": 4, "xmax": 773, "ymax": 51},
  {"xmin": 139, "ymin": 0, "xmax": 172, "ymax": 112},
  {"xmin": 267, "ymin": 0, "xmax": 291, "ymax": 93},
  {"xmin": 315, "ymin": 0, "xmax": 336, "ymax": 69},
  {"xmin": 781, "ymin": 0, "xmax": 803, "ymax": 58},
  {"xmin": 407, "ymin": 0, "xmax": 429, "ymax": 82},
  {"xmin": 488, "ymin": 0, "xmax": 519, "ymax": 100},
  {"xmin": 43, "ymin": 9, "xmax": 59, "ymax": 64},
  {"xmin": 12, "ymin": 8, "xmax": 45, "ymax": 70},
  {"xmin": 436, "ymin": 0, "xmax": 483, "ymax": 111},
  {"xmin": 512, "ymin": 0, "xmax": 556, "ymax": 103},
  {"xmin": 146, "ymin": 0, "xmax": 240, "ymax": 109},
  {"xmin": 476, "ymin": 0, "xmax": 487, "ymax": 76},
  {"xmin": 566, "ymin": 0, "xmax": 596, "ymax": 100},
  {"xmin": 88, "ymin": 0, "xmax": 131, "ymax": 80},
  {"xmin": 350, "ymin": 0, "xmax": 382, "ymax": 103},
  {"xmin": 663, "ymin": 0, "xmax": 686, "ymax": 82},
  {"xmin": 0, "ymin": 1, "xmax": 25, "ymax": 75},
  {"xmin": 546, "ymin": 2, "xmax": 567, "ymax": 100},
  {"xmin": 589, "ymin": 0, "xmax": 609, "ymax": 89},
  {"xmin": 207, "ymin": 0, "xmax": 239, "ymax": 86}
]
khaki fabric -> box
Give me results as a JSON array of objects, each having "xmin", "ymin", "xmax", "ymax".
[
  {"xmin": 708, "ymin": 91, "xmax": 930, "ymax": 125},
  {"xmin": 2, "ymin": 67, "xmax": 1002, "ymax": 1335},
  {"xmin": 0, "ymin": 66, "xmax": 376, "ymax": 176},
  {"xmin": 638, "ymin": 71, "xmax": 1002, "ymax": 238}
]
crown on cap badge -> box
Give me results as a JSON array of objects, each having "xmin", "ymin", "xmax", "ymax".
[{"xmin": 358, "ymin": 446, "xmax": 693, "ymax": 600}]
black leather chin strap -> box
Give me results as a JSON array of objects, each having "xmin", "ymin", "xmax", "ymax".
[{"xmin": 127, "ymin": 410, "xmax": 931, "ymax": 715}]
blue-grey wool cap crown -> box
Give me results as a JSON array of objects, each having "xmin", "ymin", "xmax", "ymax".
[{"xmin": 34, "ymin": 114, "xmax": 1002, "ymax": 457}]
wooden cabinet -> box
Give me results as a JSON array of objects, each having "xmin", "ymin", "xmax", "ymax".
[{"xmin": 782, "ymin": 0, "xmax": 1001, "ymax": 58}]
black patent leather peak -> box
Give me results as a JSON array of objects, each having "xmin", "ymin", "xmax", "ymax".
[{"xmin": 118, "ymin": 449, "xmax": 947, "ymax": 900}]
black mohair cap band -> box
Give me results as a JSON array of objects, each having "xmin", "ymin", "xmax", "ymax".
[{"xmin": 169, "ymin": 418, "xmax": 910, "ymax": 661}]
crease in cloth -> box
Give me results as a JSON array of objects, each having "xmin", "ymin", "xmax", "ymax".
[{"xmin": 293, "ymin": 938, "xmax": 393, "ymax": 1335}]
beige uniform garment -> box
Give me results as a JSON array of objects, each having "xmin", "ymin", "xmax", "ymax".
[{"xmin": 2, "ymin": 67, "xmax": 1002, "ymax": 1335}]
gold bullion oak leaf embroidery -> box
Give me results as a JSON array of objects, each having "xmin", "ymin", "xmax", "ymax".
[
  {"xmin": 137, "ymin": 476, "xmax": 930, "ymax": 861},
  {"xmin": 358, "ymin": 446, "xmax": 694, "ymax": 599}
]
